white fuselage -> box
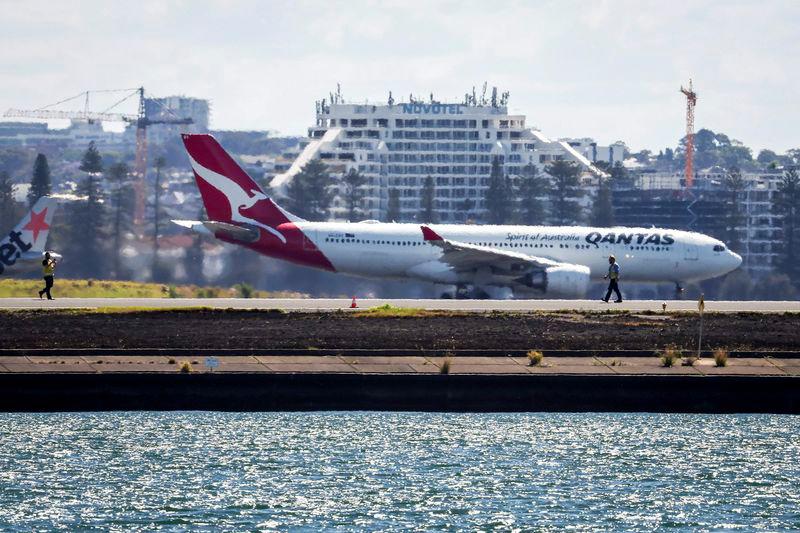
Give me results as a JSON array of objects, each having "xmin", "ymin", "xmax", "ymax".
[{"xmin": 304, "ymin": 222, "xmax": 742, "ymax": 287}]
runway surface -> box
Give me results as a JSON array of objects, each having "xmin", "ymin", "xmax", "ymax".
[{"xmin": 1, "ymin": 298, "xmax": 799, "ymax": 312}]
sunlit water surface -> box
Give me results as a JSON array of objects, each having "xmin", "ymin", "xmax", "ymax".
[{"xmin": 0, "ymin": 412, "xmax": 798, "ymax": 531}]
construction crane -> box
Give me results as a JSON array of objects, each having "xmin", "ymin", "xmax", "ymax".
[
  {"xmin": 680, "ymin": 79, "xmax": 697, "ymax": 189},
  {"xmin": 4, "ymin": 87, "xmax": 193, "ymax": 225}
]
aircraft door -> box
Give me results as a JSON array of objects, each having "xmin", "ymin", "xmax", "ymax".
[{"xmin": 684, "ymin": 244, "xmax": 699, "ymax": 261}]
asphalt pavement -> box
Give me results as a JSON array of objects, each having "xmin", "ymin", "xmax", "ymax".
[{"xmin": 0, "ymin": 298, "xmax": 798, "ymax": 312}]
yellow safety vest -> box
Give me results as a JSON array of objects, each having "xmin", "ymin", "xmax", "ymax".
[{"xmin": 43, "ymin": 260, "xmax": 55, "ymax": 276}]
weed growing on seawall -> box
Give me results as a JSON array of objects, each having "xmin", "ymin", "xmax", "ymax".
[
  {"xmin": 440, "ymin": 355, "xmax": 452, "ymax": 374},
  {"xmin": 682, "ymin": 356, "xmax": 698, "ymax": 366},
  {"xmin": 527, "ymin": 350, "xmax": 544, "ymax": 366},
  {"xmin": 713, "ymin": 348, "xmax": 729, "ymax": 367},
  {"xmin": 179, "ymin": 361, "xmax": 193, "ymax": 373},
  {"xmin": 660, "ymin": 346, "xmax": 680, "ymax": 367}
]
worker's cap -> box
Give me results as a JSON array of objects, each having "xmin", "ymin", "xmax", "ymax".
[{"xmin": 609, "ymin": 255, "xmax": 616, "ymax": 260}]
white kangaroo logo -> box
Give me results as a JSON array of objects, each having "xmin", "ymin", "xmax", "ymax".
[{"xmin": 189, "ymin": 155, "xmax": 287, "ymax": 244}]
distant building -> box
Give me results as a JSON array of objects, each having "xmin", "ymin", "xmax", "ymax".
[
  {"xmin": 559, "ymin": 137, "xmax": 626, "ymax": 166},
  {"xmin": 144, "ymin": 96, "xmax": 210, "ymax": 144},
  {"xmin": 271, "ymin": 96, "xmax": 619, "ymax": 222},
  {"xmin": 0, "ymin": 122, "xmax": 50, "ymax": 147},
  {"xmin": 613, "ymin": 171, "xmax": 784, "ymax": 277},
  {"xmin": 0, "ymin": 120, "xmax": 130, "ymax": 149}
]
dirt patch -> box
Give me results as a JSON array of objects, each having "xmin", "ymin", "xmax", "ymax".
[{"xmin": 0, "ymin": 309, "xmax": 796, "ymax": 351}]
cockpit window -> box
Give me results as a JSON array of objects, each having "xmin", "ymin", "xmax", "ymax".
[{"xmin": 713, "ymin": 244, "xmax": 726, "ymax": 252}]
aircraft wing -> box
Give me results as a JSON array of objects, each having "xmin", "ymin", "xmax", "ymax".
[
  {"xmin": 420, "ymin": 225, "xmax": 561, "ymax": 277},
  {"xmin": 419, "ymin": 225, "xmax": 592, "ymax": 296}
]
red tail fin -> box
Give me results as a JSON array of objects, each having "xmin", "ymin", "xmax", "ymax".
[{"xmin": 181, "ymin": 134, "xmax": 301, "ymax": 228}]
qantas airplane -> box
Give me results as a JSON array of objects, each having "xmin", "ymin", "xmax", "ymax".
[
  {"xmin": 174, "ymin": 134, "xmax": 742, "ymax": 298},
  {"xmin": 0, "ymin": 196, "xmax": 60, "ymax": 276}
]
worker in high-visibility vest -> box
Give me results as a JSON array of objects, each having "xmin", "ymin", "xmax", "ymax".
[
  {"xmin": 38, "ymin": 252, "xmax": 57, "ymax": 300},
  {"xmin": 603, "ymin": 255, "xmax": 622, "ymax": 303}
]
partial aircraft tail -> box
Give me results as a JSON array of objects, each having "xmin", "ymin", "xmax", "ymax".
[
  {"xmin": 0, "ymin": 196, "xmax": 58, "ymax": 273},
  {"xmin": 180, "ymin": 134, "xmax": 302, "ymax": 234},
  {"xmin": 11, "ymin": 196, "xmax": 57, "ymax": 251}
]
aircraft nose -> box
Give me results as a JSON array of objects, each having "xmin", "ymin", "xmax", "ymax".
[{"xmin": 730, "ymin": 251, "xmax": 742, "ymax": 269}]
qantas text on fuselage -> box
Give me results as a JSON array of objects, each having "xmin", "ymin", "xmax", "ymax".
[{"xmin": 173, "ymin": 134, "xmax": 742, "ymax": 299}]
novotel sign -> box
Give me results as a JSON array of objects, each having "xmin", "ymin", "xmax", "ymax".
[{"xmin": 401, "ymin": 103, "xmax": 464, "ymax": 115}]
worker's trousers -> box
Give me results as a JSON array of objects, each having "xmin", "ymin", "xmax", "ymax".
[{"xmin": 604, "ymin": 279, "xmax": 621, "ymax": 302}]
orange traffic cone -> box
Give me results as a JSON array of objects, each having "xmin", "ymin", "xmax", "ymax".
[{"xmin": 350, "ymin": 296, "xmax": 358, "ymax": 309}]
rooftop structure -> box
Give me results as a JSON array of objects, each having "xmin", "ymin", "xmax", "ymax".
[{"xmin": 271, "ymin": 92, "xmax": 624, "ymax": 222}]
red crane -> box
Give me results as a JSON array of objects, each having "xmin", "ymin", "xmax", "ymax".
[{"xmin": 680, "ymin": 79, "xmax": 697, "ymax": 189}]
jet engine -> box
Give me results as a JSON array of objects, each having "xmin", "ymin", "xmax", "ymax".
[{"xmin": 516, "ymin": 264, "xmax": 591, "ymax": 297}]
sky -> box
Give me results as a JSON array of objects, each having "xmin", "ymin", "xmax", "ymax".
[{"xmin": 1, "ymin": 0, "xmax": 798, "ymax": 153}]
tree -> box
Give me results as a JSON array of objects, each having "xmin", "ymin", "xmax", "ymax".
[
  {"xmin": 517, "ymin": 163, "xmax": 549, "ymax": 225},
  {"xmin": 590, "ymin": 175, "xmax": 614, "ymax": 227},
  {"xmin": 184, "ymin": 208, "xmax": 206, "ymax": 285},
  {"xmin": 546, "ymin": 160, "xmax": 583, "ymax": 225},
  {"xmin": 386, "ymin": 188, "xmax": 401, "ymax": 222},
  {"xmin": 677, "ymin": 128, "xmax": 754, "ymax": 171},
  {"xmin": 79, "ymin": 141, "xmax": 103, "ymax": 174},
  {"xmin": 722, "ymin": 167, "xmax": 746, "ymax": 251},
  {"xmin": 0, "ymin": 171, "xmax": 18, "ymax": 231},
  {"xmin": 284, "ymin": 158, "xmax": 332, "ymax": 221},
  {"xmin": 484, "ymin": 157, "xmax": 514, "ymax": 224},
  {"xmin": 419, "ymin": 175, "xmax": 436, "ymax": 223},
  {"xmin": 786, "ymin": 149, "xmax": 800, "ymax": 166},
  {"xmin": 107, "ymin": 162, "xmax": 134, "ymax": 279},
  {"xmin": 457, "ymin": 198, "xmax": 476, "ymax": 222},
  {"xmin": 65, "ymin": 142, "xmax": 106, "ymax": 278},
  {"xmin": 609, "ymin": 161, "xmax": 630, "ymax": 184},
  {"xmin": 773, "ymin": 168, "xmax": 800, "ymax": 280},
  {"xmin": 151, "ymin": 156, "xmax": 170, "ymax": 281},
  {"xmin": 757, "ymin": 149, "xmax": 779, "ymax": 166},
  {"xmin": 28, "ymin": 154, "xmax": 51, "ymax": 207},
  {"xmin": 341, "ymin": 168, "xmax": 367, "ymax": 221}
]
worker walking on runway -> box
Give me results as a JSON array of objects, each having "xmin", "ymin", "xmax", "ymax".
[
  {"xmin": 39, "ymin": 252, "xmax": 56, "ymax": 300},
  {"xmin": 603, "ymin": 255, "xmax": 622, "ymax": 303}
]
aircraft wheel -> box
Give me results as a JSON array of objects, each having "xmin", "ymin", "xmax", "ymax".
[{"xmin": 675, "ymin": 282, "xmax": 685, "ymax": 299}]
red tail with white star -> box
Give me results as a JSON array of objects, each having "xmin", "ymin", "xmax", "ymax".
[{"xmin": 10, "ymin": 196, "xmax": 58, "ymax": 251}]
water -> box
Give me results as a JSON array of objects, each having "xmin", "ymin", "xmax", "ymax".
[{"xmin": 0, "ymin": 413, "xmax": 798, "ymax": 531}]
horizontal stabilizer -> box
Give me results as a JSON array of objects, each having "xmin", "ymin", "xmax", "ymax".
[{"xmin": 171, "ymin": 219, "xmax": 260, "ymax": 242}]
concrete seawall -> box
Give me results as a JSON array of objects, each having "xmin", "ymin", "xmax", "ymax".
[{"xmin": 1, "ymin": 373, "xmax": 797, "ymax": 413}]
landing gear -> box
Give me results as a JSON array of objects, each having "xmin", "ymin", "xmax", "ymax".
[
  {"xmin": 675, "ymin": 282, "xmax": 685, "ymax": 299},
  {"xmin": 437, "ymin": 284, "xmax": 496, "ymax": 299},
  {"xmin": 455, "ymin": 284, "xmax": 471, "ymax": 300}
]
